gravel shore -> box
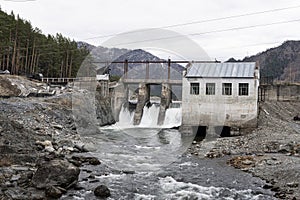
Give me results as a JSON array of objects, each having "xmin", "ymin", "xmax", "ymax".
[{"xmin": 190, "ymin": 101, "xmax": 300, "ymax": 199}]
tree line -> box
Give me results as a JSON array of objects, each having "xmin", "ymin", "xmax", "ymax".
[{"xmin": 0, "ymin": 9, "xmax": 89, "ymax": 78}]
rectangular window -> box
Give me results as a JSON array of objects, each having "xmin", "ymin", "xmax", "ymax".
[
  {"xmin": 239, "ymin": 83, "xmax": 249, "ymax": 96},
  {"xmin": 222, "ymin": 83, "xmax": 232, "ymax": 95},
  {"xmin": 190, "ymin": 83, "xmax": 199, "ymax": 95},
  {"xmin": 206, "ymin": 83, "xmax": 215, "ymax": 95}
]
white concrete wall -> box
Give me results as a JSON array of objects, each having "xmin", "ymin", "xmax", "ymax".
[{"xmin": 182, "ymin": 76, "xmax": 259, "ymax": 128}]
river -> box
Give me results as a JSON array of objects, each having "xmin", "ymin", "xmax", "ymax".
[{"xmin": 62, "ymin": 104, "xmax": 275, "ymax": 199}]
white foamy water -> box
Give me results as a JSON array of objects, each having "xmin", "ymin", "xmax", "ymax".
[
  {"xmin": 140, "ymin": 104, "xmax": 160, "ymax": 127},
  {"xmin": 95, "ymin": 103, "xmax": 186, "ymax": 172},
  {"xmin": 116, "ymin": 106, "xmax": 135, "ymax": 127},
  {"xmin": 91, "ymin": 128, "xmax": 189, "ymax": 172},
  {"xmin": 116, "ymin": 103, "xmax": 182, "ymax": 129},
  {"xmin": 163, "ymin": 107, "xmax": 182, "ymax": 128},
  {"xmin": 159, "ymin": 176, "xmax": 266, "ymax": 200},
  {"xmin": 134, "ymin": 194, "xmax": 156, "ymax": 200}
]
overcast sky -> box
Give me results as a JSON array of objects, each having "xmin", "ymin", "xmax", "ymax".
[{"xmin": 1, "ymin": 0, "xmax": 300, "ymax": 61}]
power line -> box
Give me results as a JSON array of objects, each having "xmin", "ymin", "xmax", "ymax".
[
  {"xmin": 84, "ymin": 4, "xmax": 300, "ymax": 40},
  {"xmin": 3, "ymin": 0, "xmax": 36, "ymax": 2},
  {"xmin": 163, "ymin": 5, "xmax": 300, "ymax": 28},
  {"xmin": 211, "ymin": 40, "xmax": 300, "ymax": 60},
  {"xmin": 109, "ymin": 18, "xmax": 300, "ymax": 47},
  {"xmin": 190, "ymin": 19, "xmax": 300, "ymax": 36},
  {"xmin": 1, "ymin": 3, "xmax": 298, "ymax": 59},
  {"xmin": 217, "ymin": 41, "xmax": 283, "ymax": 50}
]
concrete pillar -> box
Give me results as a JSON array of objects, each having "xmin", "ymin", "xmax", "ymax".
[
  {"xmin": 157, "ymin": 83, "xmax": 171, "ymax": 125},
  {"xmin": 133, "ymin": 83, "xmax": 150, "ymax": 125},
  {"xmin": 112, "ymin": 83, "xmax": 129, "ymax": 121}
]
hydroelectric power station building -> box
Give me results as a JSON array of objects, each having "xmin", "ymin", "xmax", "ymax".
[
  {"xmin": 107, "ymin": 60, "xmax": 259, "ymax": 135},
  {"xmin": 181, "ymin": 62, "xmax": 259, "ymax": 133}
]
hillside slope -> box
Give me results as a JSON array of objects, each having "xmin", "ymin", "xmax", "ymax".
[{"xmin": 228, "ymin": 41, "xmax": 300, "ymax": 82}]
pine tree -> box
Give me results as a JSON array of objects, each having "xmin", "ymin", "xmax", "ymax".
[{"xmin": 0, "ymin": 9, "xmax": 89, "ymax": 77}]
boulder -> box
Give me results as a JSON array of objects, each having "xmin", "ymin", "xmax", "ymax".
[
  {"xmin": 293, "ymin": 115, "xmax": 300, "ymax": 121},
  {"xmin": 36, "ymin": 140, "xmax": 53, "ymax": 147},
  {"xmin": 31, "ymin": 159, "xmax": 80, "ymax": 189},
  {"xmin": 52, "ymin": 124, "xmax": 63, "ymax": 130},
  {"xmin": 278, "ymin": 143, "xmax": 293, "ymax": 154},
  {"xmin": 86, "ymin": 157, "xmax": 101, "ymax": 165},
  {"xmin": 287, "ymin": 182, "xmax": 299, "ymax": 188},
  {"xmin": 0, "ymin": 76, "xmax": 21, "ymax": 97},
  {"xmin": 94, "ymin": 185, "xmax": 111, "ymax": 198},
  {"xmin": 241, "ymin": 159, "xmax": 253, "ymax": 165},
  {"xmin": 45, "ymin": 186, "xmax": 63, "ymax": 198},
  {"xmin": 71, "ymin": 156, "xmax": 101, "ymax": 165}
]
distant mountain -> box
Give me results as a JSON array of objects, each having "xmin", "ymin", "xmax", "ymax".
[
  {"xmin": 81, "ymin": 46, "xmax": 185, "ymax": 79},
  {"xmin": 108, "ymin": 49, "xmax": 184, "ymax": 80},
  {"xmin": 77, "ymin": 41, "xmax": 96, "ymax": 51},
  {"xmin": 91, "ymin": 46, "xmax": 130, "ymax": 64},
  {"xmin": 77, "ymin": 41, "xmax": 132, "ymax": 62},
  {"xmin": 227, "ymin": 40, "xmax": 300, "ymax": 82}
]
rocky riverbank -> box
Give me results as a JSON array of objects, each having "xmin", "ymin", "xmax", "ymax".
[
  {"xmin": 189, "ymin": 101, "xmax": 300, "ymax": 200},
  {"xmin": 0, "ymin": 76, "xmax": 115, "ymax": 199}
]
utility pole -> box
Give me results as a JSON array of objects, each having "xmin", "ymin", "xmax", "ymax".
[{"xmin": 168, "ymin": 58, "xmax": 171, "ymax": 80}]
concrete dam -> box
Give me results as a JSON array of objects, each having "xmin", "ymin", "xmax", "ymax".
[
  {"xmin": 112, "ymin": 82, "xmax": 182, "ymax": 127},
  {"xmin": 109, "ymin": 59, "xmax": 183, "ymax": 127},
  {"xmin": 107, "ymin": 60, "xmax": 259, "ymax": 136}
]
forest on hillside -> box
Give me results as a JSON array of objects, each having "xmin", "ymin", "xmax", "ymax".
[
  {"xmin": 0, "ymin": 9, "xmax": 89, "ymax": 78},
  {"xmin": 227, "ymin": 40, "xmax": 300, "ymax": 82}
]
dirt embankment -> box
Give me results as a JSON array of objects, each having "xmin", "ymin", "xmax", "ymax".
[{"xmin": 191, "ymin": 101, "xmax": 300, "ymax": 199}]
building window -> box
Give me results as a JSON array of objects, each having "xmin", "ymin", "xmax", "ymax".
[
  {"xmin": 239, "ymin": 83, "xmax": 249, "ymax": 96},
  {"xmin": 222, "ymin": 83, "xmax": 232, "ymax": 95},
  {"xmin": 206, "ymin": 83, "xmax": 215, "ymax": 95},
  {"xmin": 190, "ymin": 83, "xmax": 199, "ymax": 95}
]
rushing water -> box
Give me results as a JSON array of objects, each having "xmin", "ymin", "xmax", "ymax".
[
  {"xmin": 62, "ymin": 103, "xmax": 275, "ymax": 199},
  {"xmin": 117, "ymin": 103, "xmax": 182, "ymax": 128}
]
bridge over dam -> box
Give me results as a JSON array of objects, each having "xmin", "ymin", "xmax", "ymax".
[
  {"xmin": 109, "ymin": 60, "xmax": 216, "ymax": 126},
  {"xmin": 107, "ymin": 59, "xmax": 178, "ymax": 125},
  {"xmin": 120, "ymin": 81, "xmax": 180, "ymax": 126}
]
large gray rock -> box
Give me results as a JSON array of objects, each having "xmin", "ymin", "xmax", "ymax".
[
  {"xmin": 31, "ymin": 159, "xmax": 80, "ymax": 189},
  {"xmin": 95, "ymin": 92, "xmax": 116, "ymax": 126},
  {"xmin": 94, "ymin": 185, "xmax": 111, "ymax": 198},
  {"xmin": 45, "ymin": 186, "xmax": 63, "ymax": 198},
  {"xmin": 73, "ymin": 90, "xmax": 115, "ymax": 132},
  {"xmin": 0, "ymin": 76, "xmax": 21, "ymax": 97}
]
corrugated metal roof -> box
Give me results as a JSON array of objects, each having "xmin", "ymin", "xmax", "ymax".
[{"xmin": 186, "ymin": 62, "xmax": 256, "ymax": 78}]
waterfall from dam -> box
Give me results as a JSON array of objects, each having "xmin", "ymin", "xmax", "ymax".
[{"xmin": 116, "ymin": 102, "xmax": 182, "ymax": 128}]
